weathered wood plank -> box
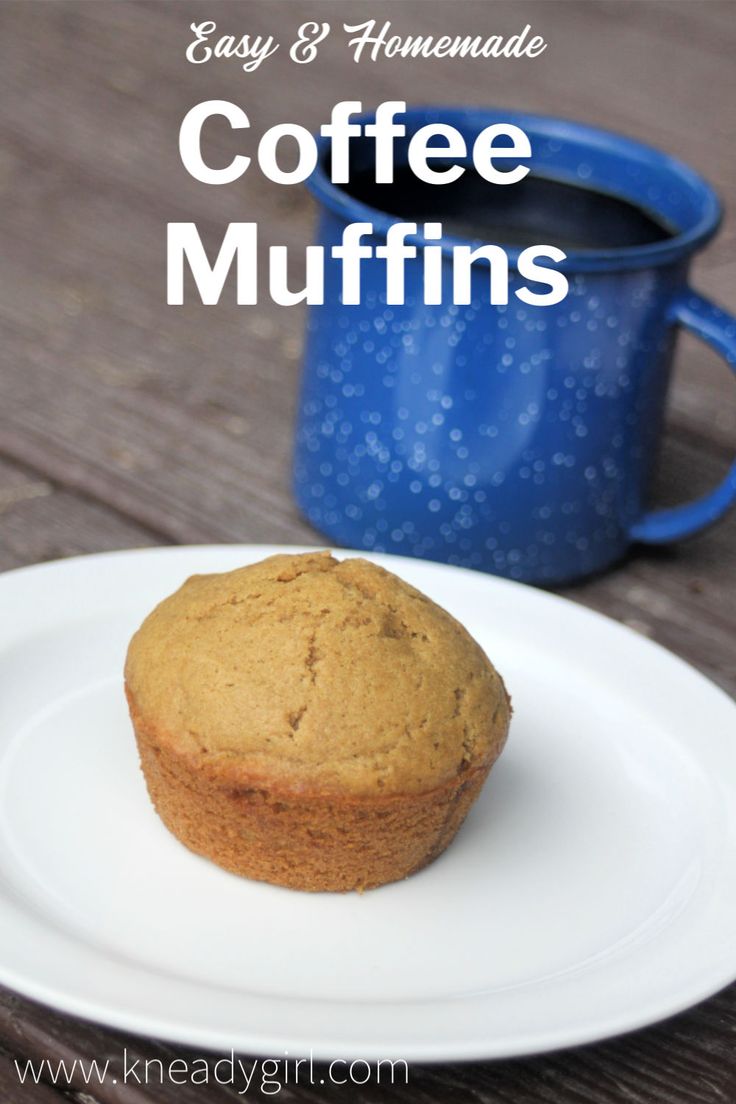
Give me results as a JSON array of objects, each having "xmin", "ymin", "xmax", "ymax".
[
  {"xmin": 0, "ymin": 988, "xmax": 238, "ymax": 1103},
  {"xmin": 0, "ymin": 457, "xmax": 163, "ymax": 572},
  {"xmin": 0, "ymin": 1046, "xmax": 68, "ymax": 1104}
]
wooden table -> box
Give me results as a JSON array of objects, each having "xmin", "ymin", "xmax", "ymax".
[{"xmin": 1, "ymin": 1, "xmax": 734, "ymax": 1100}]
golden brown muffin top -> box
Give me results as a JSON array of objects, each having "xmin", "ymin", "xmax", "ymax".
[{"xmin": 124, "ymin": 551, "xmax": 510, "ymax": 797}]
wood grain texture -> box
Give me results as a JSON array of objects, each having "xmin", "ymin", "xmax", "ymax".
[
  {"xmin": 0, "ymin": 1048, "xmax": 65, "ymax": 1104},
  {"xmin": 0, "ymin": 457, "xmax": 162, "ymax": 572},
  {"xmin": 0, "ymin": 1, "xmax": 734, "ymax": 1101}
]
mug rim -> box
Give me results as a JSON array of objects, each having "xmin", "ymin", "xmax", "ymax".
[{"xmin": 305, "ymin": 106, "xmax": 722, "ymax": 273}]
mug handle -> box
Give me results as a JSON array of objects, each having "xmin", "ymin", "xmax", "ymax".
[{"xmin": 630, "ymin": 290, "xmax": 736, "ymax": 544}]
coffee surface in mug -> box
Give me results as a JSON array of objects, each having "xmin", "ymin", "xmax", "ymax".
[{"xmin": 338, "ymin": 162, "xmax": 676, "ymax": 251}]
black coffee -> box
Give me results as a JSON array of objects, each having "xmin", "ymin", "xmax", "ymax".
[{"xmin": 337, "ymin": 161, "xmax": 676, "ymax": 251}]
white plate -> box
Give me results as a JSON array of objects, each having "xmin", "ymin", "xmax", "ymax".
[{"xmin": 0, "ymin": 545, "xmax": 735, "ymax": 1062}]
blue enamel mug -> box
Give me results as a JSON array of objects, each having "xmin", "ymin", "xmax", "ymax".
[{"xmin": 293, "ymin": 107, "xmax": 736, "ymax": 584}]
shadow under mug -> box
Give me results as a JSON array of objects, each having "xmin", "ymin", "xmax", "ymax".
[{"xmin": 293, "ymin": 107, "xmax": 736, "ymax": 584}]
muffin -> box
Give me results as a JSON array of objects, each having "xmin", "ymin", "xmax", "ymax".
[{"xmin": 124, "ymin": 550, "xmax": 511, "ymax": 891}]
